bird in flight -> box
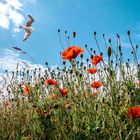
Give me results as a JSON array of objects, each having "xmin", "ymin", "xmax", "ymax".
[{"xmin": 20, "ymin": 15, "xmax": 35, "ymax": 42}]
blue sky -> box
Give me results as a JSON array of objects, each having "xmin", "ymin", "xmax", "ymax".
[{"xmin": 0, "ymin": 0, "xmax": 140, "ymax": 70}]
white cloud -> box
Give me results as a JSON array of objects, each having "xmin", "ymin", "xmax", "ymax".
[
  {"xmin": 0, "ymin": 0, "xmax": 24, "ymax": 32},
  {"xmin": 0, "ymin": 14, "xmax": 9, "ymax": 29},
  {"xmin": 0, "ymin": 49, "xmax": 45, "ymax": 72},
  {"xmin": 5, "ymin": 0, "xmax": 22, "ymax": 10},
  {"xmin": 0, "ymin": 0, "xmax": 36, "ymax": 32}
]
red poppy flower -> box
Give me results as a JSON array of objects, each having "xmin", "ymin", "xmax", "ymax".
[
  {"xmin": 44, "ymin": 79, "xmax": 58, "ymax": 86},
  {"xmin": 87, "ymin": 68, "xmax": 97, "ymax": 74},
  {"xmin": 59, "ymin": 88, "xmax": 68, "ymax": 96},
  {"xmin": 62, "ymin": 46, "xmax": 84, "ymax": 60},
  {"xmin": 91, "ymin": 81, "xmax": 102, "ymax": 88},
  {"xmin": 128, "ymin": 106, "xmax": 140, "ymax": 119},
  {"xmin": 92, "ymin": 56, "xmax": 103, "ymax": 65},
  {"xmin": 136, "ymin": 81, "xmax": 140, "ymax": 86},
  {"xmin": 23, "ymin": 85, "xmax": 29, "ymax": 94}
]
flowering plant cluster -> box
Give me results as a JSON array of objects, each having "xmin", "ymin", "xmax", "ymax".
[{"xmin": 0, "ymin": 31, "xmax": 140, "ymax": 139}]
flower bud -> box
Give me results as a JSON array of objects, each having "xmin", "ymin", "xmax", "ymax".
[
  {"xmin": 73, "ymin": 32, "xmax": 76, "ymax": 38},
  {"xmin": 119, "ymin": 45, "xmax": 121, "ymax": 51},
  {"xmin": 63, "ymin": 61, "xmax": 66, "ymax": 65},
  {"xmin": 80, "ymin": 54, "xmax": 83, "ymax": 58},
  {"xmin": 107, "ymin": 46, "xmax": 112, "ymax": 57},
  {"xmin": 90, "ymin": 48, "xmax": 93, "ymax": 52},
  {"xmin": 108, "ymin": 39, "xmax": 111, "ymax": 43},
  {"xmin": 117, "ymin": 34, "xmax": 120, "ymax": 38},
  {"xmin": 100, "ymin": 52, "xmax": 103, "ymax": 56},
  {"xmin": 127, "ymin": 30, "xmax": 130, "ymax": 35}
]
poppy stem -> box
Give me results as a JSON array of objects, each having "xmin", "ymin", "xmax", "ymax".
[
  {"xmin": 67, "ymin": 36, "xmax": 70, "ymax": 47},
  {"xmin": 64, "ymin": 31, "xmax": 69, "ymax": 47},
  {"xmin": 26, "ymin": 53, "xmax": 38, "ymax": 65},
  {"xmin": 73, "ymin": 37, "xmax": 75, "ymax": 45},
  {"xmin": 93, "ymin": 33, "xmax": 101, "ymax": 54},
  {"xmin": 60, "ymin": 52, "xmax": 62, "ymax": 66},
  {"xmin": 102, "ymin": 34, "xmax": 107, "ymax": 49},
  {"xmin": 116, "ymin": 34, "xmax": 120, "ymax": 66},
  {"xmin": 73, "ymin": 32, "xmax": 76, "ymax": 45},
  {"xmin": 127, "ymin": 32, "xmax": 138, "ymax": 68},
  {"xmin": 58, "ymin": 30, "xmax": 65, "ymax": 50},
  {"xmin": 85, "ymin": 44, "xmax": 92, "ymax": 55}
]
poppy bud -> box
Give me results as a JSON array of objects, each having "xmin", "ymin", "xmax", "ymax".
[
  {"xmin": 80, "ymin": 54, "xmax": 83, "ymax": 58},
  {"xmin": 73, "ymin": 32, "xmax": 76, "ymax": 38},
  {"xmin": 127, "ymin": 30, "xmax": 130, "ymax": 35},
  {"xmin": 108, "ymin": 39, "xmax": 111, "ymax": 43},
  {"xmin": 77, "ymin": 61, "xmax": 79, "ymax": 64},
  {"xmin": 84, "ymin": 66, "xmax": 86, "ymax": 70},
  {"xmin": 107, "ymin": 46, "xmax": 112, "ymax": 57},
  {"xmin": 65, "ymin": 30, "xmax": 67, "ymax": 34},
  {"xmin": 86, "ymin": 58, "xmax": 89, "ymax": 62},
  {"xmin": 100, "ymin": 52, "xmax": 103, "ymax": 56},
  {"xmin": 80, "ymin": 62, "xmax": 83, "ymax": 67},
  {"xmin": 90, "ymin": 48, "xmax": 93, "ymax": 52},
  {"xmin": 94, "ymin": 31, "xmax": 96, "ymax": 36},
  {"xmin": 89, "ymin": 64, "xmax": 91, "ymax": 67},
  {"xmin": 85, "ymin": 44, "xmax": 87, "ymax": 48},
  {"xmin": 103, "ymin": 34, "xmax": 105, "ymax": 37},
  {"xmin": 58, "ymin": 29, "xmax": 60, "ymax": 32},
  {"xmin": 117, "ymin": 34, "xmax": 120, "ymax": 38},
  {"xmin": 93, "ymin": 50, "xmax": 96, "ymax": 54},
  {"xmin": 79, "ymin": 73, "xmax": 82, "ymax": 77},
  {"xmin": 131, "ymin": 50, "xmax": 134, "ymax": 54},
  {"xmin": 63, "ymin": 61, "xmax": 66, "ymax": 65},
  {"xmin": 63, "ymin": 68, "xmax": 66, "ymax": 72},
  {"xmin": 119, "ymin": 45, "xmax": 121, "ymax": 51},
  {"xmin": 136, "ymin": 45, "xmax": 138, "ymax": 49},
  {"xmin": 70, "ymin": 69, "xmax": 73, "ymax": 74}
]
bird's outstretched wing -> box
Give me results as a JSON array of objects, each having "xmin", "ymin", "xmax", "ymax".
[
  {"xmin": 23, "ymin": 31, "xmax": 31, "ymax": 42},
  {"xmin": 25, "ymin": 15, "xmax": 34, "ymax": 27}
]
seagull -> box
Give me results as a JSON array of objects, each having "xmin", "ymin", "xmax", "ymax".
[{"xmin": 20, "ymin": 15, "xmax": 35, "ymax": 42}]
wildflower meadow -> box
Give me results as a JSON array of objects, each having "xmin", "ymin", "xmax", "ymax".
[{"xmin": 0, "ymin": 30, "xmax": 140, "ymax": 140}]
